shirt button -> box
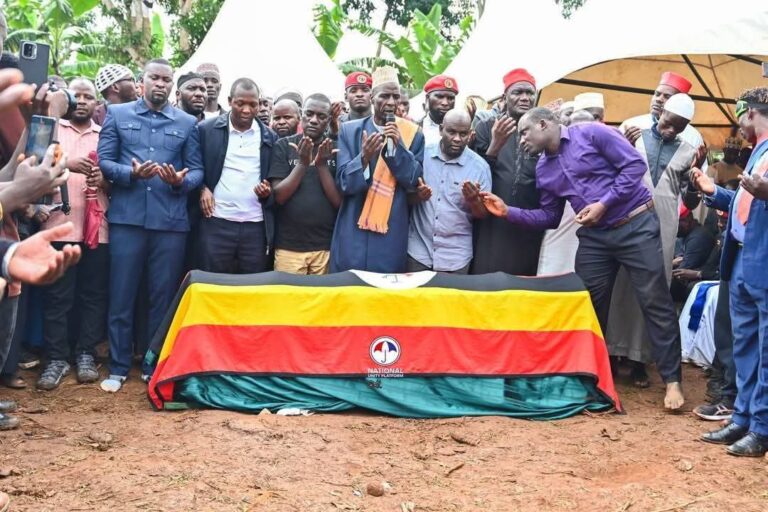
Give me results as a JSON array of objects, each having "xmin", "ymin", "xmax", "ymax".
[
  {"xmin": 149, "ymin": 147, "xmax": 154, "ymax": 152},
  {"xmin": 147, "ymin": 186, "xmax": 152, "ymax": 191},
  {"xmin": 152, "ymin": 129, "xmax": 156, "ymax": 133}
]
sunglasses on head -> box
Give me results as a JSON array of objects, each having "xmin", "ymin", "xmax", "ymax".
[{"xmin": 735, "ymin": 100, "xmax": 768, "ymax": 119}]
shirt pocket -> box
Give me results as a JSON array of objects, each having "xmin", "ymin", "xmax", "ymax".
[
  {"xmin": 118, "ymin": 122, "xmax": 141, "ymax": 145},
  {"xmin": 163, "ymin": 127, "xmax": 185, "ymax": 151}
]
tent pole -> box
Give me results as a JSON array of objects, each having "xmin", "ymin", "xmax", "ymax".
[
  {"xmin": 554, "ymin": 78, "xmax": 736, "ymax": 105},
  {"xmin": 727, "ymin": 54, "xmax": 764, "ymax": 66},
  {"xmin": 682, "ymin": 54, "xmax": 736, "ymax": 125}
]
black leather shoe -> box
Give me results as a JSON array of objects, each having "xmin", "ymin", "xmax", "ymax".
[
  {"xmin": 727, "ymin": 432, "xmax": 768, "ymax": 457},
  {"xmin": 701, "ymin": 422, "xmax": 748, "ymax": 445},
  {"xmin": 0, "ymin": 400, "xmax": 16, "ymax": 413}
]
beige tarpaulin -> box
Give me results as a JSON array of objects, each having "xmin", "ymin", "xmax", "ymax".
[{"xmin": 538, "ymin": 54, "xmax": 767, "ymax": 148}]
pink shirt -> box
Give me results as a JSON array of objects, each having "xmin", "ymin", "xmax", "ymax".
[{"xmin": 42, "ymin": 119, "xmax": 109, "ymax": 243}]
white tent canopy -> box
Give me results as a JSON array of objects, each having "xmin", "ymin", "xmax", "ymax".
[{"xmin": 184, "ymin": 0, "xmax": 768, "ymax": 144}]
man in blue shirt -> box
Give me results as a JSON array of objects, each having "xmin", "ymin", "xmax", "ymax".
[
  {"xmin": 696, "ymin": 87, "xmax": 768, "ymax": 457},
  {"xmin": 408, "ymin": 109, "xmax": 490, "ymax": 273},
  {"xmin": 97, "ymin": 58, "xmax": 204, "ymax": 392}
]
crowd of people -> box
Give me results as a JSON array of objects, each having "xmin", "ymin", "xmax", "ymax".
[{"xmin": 1, "ymin": 13, "xmax": 768, "ymax": 511}]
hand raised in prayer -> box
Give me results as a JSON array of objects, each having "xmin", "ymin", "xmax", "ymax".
[
  {"xmin": 131, "ymin": 159, "xmax": 159, "ymax": 180},
  {"xmin": 330, "ymin": 101, "xmax": 344, "ymax": 135},
  {"xmin": 7, "ymin": 222, "xmax": 82, "ymax": 285},
  {"xmin": 289, "ymin": 136, "xmax": 314, "ymax": 167},
  {"xmin": 313, "ymin": 138, "xmax": 337, "ymax": 167},
  {"xmin": 416, "ymin": 178, "xmax": 432, "ymax": 201},
  {"xmin": 361, "ymin": 130, "xmax": 385, "ymax": 169},
  {"xmin": 157, "ymin": 163, "xmax": 188, "ymax": 187},
  {"xmin": 254, "ymin": 179, "xmax": 271, "ymax": 199},
  {"xmin": 575, "ymin": 201, "xmax": 607, "ymax": 227},
  {"xmin": 200, "ymin": 186, "xmax": 215, "ymax": 218},
  {"xmin": 479, "ymin": 191, "xmax": 509, "ymax": 218},
  {"xmin": 466, "ymin": 98, "xmax": 477, "ymax": 121},
  {"xmin": 740, "ymin": 171, "xmax": 768, "ymax": 200},
  {"xmin": 487, "ymin": 115, "xmax": 516, "ymax": 157},
  {"xmin": 623, "ymin": 126, "xmax": 642, "ymax": 146},
  {"xmin": 462, "ymin": 181, "xmax": 482, "ymax": 203},
  {"xmin": 689, "ymin": 168, "xmax": 715, "ymax": 195},
  {"xmin": 693, "ymin": 143, "xmax": 709, "ymax": 168}
]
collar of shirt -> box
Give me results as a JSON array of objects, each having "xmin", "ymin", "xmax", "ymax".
[
  {"xmin": 135, "ymin": 97, "xmax": 176, "ymax": 119},
  {"xmin": 228, "ymin": 116, "xmax": 258, "ymax": 135},
  {"xmin": 540, "ymin": 124, "xmax": 570, "ymax": 160},
  {"xmin": 58, "ymin": 118, "xmax": 101, "ymax": 135},
  {"xmin": 428, "ymin": 143, "xmax": 468, "ymax": 166}
]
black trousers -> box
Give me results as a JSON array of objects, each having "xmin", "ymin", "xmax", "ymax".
[
  {"xmin": 406, "ymin": 256, "xmax": 470, "ymax": 274},
  {"xmin": 575, "ymin": 211, "xmax": 682, "ymax": 383},
  {"xmin": 712, "ymin": 279, "xmax": 737, "ymax": 402},
  {"xmin": 42, "ymin": 243, "xmax": 109, "ymax": 361},
  {"xmin": 199, "ymin": 217, "xmax": 267, "ymax": 274}
]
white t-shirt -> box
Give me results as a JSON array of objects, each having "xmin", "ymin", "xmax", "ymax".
[{"xmin": 213, "ymin": 119, "xmax": 264, "ymax": 223}]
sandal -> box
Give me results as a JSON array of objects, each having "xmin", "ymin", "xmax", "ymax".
[{"xmin": 0, "ymin": 374, "xmax": 27, "ymax": 389}]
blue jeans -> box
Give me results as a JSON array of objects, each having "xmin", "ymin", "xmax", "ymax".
[{"xmin": 730, "ymin": 249, "xmax": 768, "ymax": 436}]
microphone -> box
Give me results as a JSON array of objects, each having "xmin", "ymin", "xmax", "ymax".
[{"xmin": 385, "ymin": 113, "xmax": 396, "ymax": 157}]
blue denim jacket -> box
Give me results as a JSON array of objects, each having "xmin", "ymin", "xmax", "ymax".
[{"xmin": 97, "ymin": 98, "xmax": 204, "ymax": 232}]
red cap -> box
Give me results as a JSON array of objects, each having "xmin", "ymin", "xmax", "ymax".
[
  {"xmin": 423, "ymin": 75, "xmax": 459, "ymax": 94},
  {"xmin": 660, "ymin": 72, "xmax": 692, "ymax": 94},
  {"xmin": 345, "ymin": 72, "xmax": 372, "ymax": 89},
  {"xmin": 503, "ymin": 68, "xmax": 536, "ymax": 91}
]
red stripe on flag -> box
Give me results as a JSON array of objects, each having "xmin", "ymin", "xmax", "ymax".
[{"xmin": 149, "ymin": 325, "xmax": 620, "ymax": 411}]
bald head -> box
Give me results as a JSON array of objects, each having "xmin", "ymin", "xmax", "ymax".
[
  {"xmin": 439, "ymin": 109, "xmax": 473, "ymax": 159},
  {"xmin": 442, "ymin": 109, "xmax": 471, "ymax": 127}
]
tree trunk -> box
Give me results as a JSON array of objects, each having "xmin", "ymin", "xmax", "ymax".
[
  {"xmin": 178, "ymin": 0, "xmax": 196, "ymax": 54},
  {"xmin": 375, "ymin": 3, "xmax": 392, "ymax": 59}
]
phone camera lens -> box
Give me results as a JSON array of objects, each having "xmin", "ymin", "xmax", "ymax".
[{"xmin": 22, "ymin": 43, "xmax": 37, "ymax": 59}]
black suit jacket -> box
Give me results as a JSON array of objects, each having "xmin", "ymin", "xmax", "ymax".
[{"xmin": 197, "ymin": 113, "xmax": 278, "ymax": 253}]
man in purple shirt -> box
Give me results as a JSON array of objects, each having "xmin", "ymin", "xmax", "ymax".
[{"xmin": 481, "ymin": 107, "xmax": 684, "ymax": 411}]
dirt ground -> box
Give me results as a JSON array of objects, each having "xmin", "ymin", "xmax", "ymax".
[{"xmin": 0, "ymin": 363, "xmax": 766, "ymax": 512}]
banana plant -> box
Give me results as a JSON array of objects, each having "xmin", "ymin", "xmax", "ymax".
[
  {"xmin": 312, "ymin": 0, "xmax": 346, "ymax": 60},
  {"xmin": 4, "ymin": 0, "xmax": 105, "ymax": 78},
  {"xmin": 347, "ymin": 3, "xmax": 474, "ymax": 90}
]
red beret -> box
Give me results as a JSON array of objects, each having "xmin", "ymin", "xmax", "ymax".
[
  {"xmin": 345, "ymin": 72, "xmax": 372, "ymax": 89},
  {"xmin": 423, "ymin": 75, "xmax": 459, "ymax": 94},
  {"xmin": 503, "ymin": 68, "xmax": 536, "ymax": 91},
  {"xmin": 659, "ymin": 72, "xmax": 692, "ymax": 94}
]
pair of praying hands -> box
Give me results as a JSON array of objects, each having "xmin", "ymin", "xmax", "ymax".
[
  {"xmin": 289, "ymin": 136, "xmax": 338, "ymax": 168},
  {"xmin": 415, "ymin": 179, "xmax": 483, "ymax": 204},
  {"xmin": 131, "ymin": 158, "xmax": 188, "ymax": 186}
]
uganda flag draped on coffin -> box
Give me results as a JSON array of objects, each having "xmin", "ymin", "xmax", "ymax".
[{"xmin": 146, "ymin": 270, "xmax": 622, "ymax": 418}]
